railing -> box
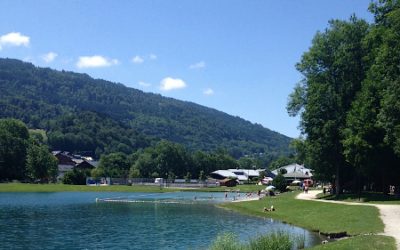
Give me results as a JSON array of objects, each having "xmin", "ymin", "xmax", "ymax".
[{"xmin": 87, "ymin": 177, "xmax": 218, "ymax": 188}]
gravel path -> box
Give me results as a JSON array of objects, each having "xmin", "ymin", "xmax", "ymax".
[{"xmin": 296, "ymin": 190, "xmax": 400, "ymax": 249}]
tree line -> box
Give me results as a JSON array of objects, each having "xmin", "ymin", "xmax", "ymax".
[
  {"xmin": 0, "ymin": 118, "xmax": 275, "ymax": 184},
  {"xmin": 288, "ymin": 0, "xmax": 400, "ymax": 194},
  {"xmin": 90, "ymin": 140, "xmax": 268, "ymax": 181},
  {"xmin": 0, "ymin": 119, "xmax": 58, "ymax": 182}
]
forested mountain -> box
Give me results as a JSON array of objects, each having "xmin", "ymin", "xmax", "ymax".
[{"xmin": 0, "ymin": 58, "xmax": 291, "ymax": 158}]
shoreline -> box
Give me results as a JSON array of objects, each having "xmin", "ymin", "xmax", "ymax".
[{"xmin": 298, "ymin": 190, "xmax": 400, "ymax": 249}]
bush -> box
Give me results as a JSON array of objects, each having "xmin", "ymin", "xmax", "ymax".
[
  {"xmin": 248, "ymin": 233, "xmax": 292, "ymax": 250},
  {"xmin": 209, "ymin": 233, "xmax": 240, "ymax": 250},
  {"xmin": 272, "ymin": 174, "xmax": 287, "ymax": 192},
  {"xmin": 208, "ymin": 231, "xmax": 299, "ymax": 250},
  {"xmin": 62, "ymin": 169, "xmax": 89, "ymax": 185}
]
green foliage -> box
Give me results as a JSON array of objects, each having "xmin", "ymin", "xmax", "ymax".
[
  {"xmin": 268, "ymin": 156, "xmax": 295, "ymax": 170},
  {"xmin": 129, "ymin": 167, "xmax": 140, "ymax": 178},
  {"xmin": 0, "ymin": 58, "xmax": 291, "ymax": 158},
  {"xmin": 167, "ymin": 171, "xmax": 176, "ymax": 181},
  {"xmin": 0, "ymin": 119, "xmax": 58, "ymax": 182},
  {"xmin": 98, "ymin": 152, "xmax": 130, "ymax": 178},
  {"xmin": 0, "ymin": 119, "xmax": 30, "ymax": 180},
  {"xmin": 289, "ymin": 16, "xmax": 370, "ymax": 192},
  {"xmin": 199, "ymin": 170, "xmax": 206, "ymax": 181},
  {"xmin": 62, "ymin": 169, "xmax": 89, "ymax": 185},
  {"xmin": 286, "ymin": 3, "xmax": 400, "ymax": 193},
  {"xmin": 272, "ymin": 174, "xmax": 287, "ymax": 192},
  {"xmin": 248, "ymin": 232, "xmax": 295, "ymax": 250},
  {"xmin": 209, "ymin": 232, "xmax": 296, "ymax": 250},
  {"xmin": 26, "ymin": 141, "xmax": 58, "ymax": 182},
  {"xmin": 238, "ymin": 157, "xmax": 255, "ymax": 169},
  {"xmin": 209, "ymin": 232, "xmax": 239, "ymax": 250},
  {"xmin": 0, "ymin": 183, "xmax": 180, "ymax": 192},
  {"xmin": 289, "ymin": 138, "xmax": 307, "ymax": 165},
  {"xmin": 128, "ymin": 141, "xmax": 241, "ymax": 179},
  {"xmin": 184, "ymin": 172, "xmax": 191, "ymax": 183},
  {"xmin": 90, "ymin": 167, "xmax": 105, "ymax": 178}
]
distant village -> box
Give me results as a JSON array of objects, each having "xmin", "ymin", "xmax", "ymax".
[{"xmin": 53, "ymin": 151, "xmax": 313, "ymax": 187}]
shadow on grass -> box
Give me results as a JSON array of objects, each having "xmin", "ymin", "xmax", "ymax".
[{"xmin": 318, "ymin": 192, "xmax": 400, "ymax": 203}]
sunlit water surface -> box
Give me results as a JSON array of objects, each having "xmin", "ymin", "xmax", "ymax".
[{"xmin": 0, "ymin": 192, "xmax": 324, "ymax": 249}]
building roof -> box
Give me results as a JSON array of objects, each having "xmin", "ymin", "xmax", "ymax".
[
  {"xmin": 271, "ymin": 163, "xmax": 313, "ymax": 177},
  {"xmin": 211, "ymin": 170, "xmax": 238, "ymax": 179},
  {"xmin": 283, "ymin": 172, "xmax": 311, "ymax": 179},
  {"xmin": 75, "ymin": 160, "xmax": 97, "ymax": 169},
  {"xmin": 228, "ymin": 169, "xmax": 260, "ymax": 177}
]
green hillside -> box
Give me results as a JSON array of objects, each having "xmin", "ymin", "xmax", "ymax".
[{"xmin": 0, "ymin": 58, "xmax": 291, "ymax": 158}]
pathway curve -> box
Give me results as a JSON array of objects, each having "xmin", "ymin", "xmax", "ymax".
[{"xmin": 296, "ymin": 190, "xmax": 400, "ymax": 249}]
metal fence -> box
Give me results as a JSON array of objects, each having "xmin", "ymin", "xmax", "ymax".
[{"xmin": 87, "ymin": 177, "xmax": 218, "ymax": 188}]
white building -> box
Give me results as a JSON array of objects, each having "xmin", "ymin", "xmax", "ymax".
[
  {"xmin": 210, "ymin": 169, "xmax": 263, "ymax": 183},
  {"xmin": 271, "ymin": 163, "xmax": 313, "ymax": 182}
]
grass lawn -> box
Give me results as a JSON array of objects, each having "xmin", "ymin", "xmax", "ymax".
[
  {"xmin": 317, "ymin": 192, "xmax": 400, "ymax": 205},
  {"xmin": 0, "ymin": 183, "xmax": 180, "ymax": 192},
  {"xmin": 309, "ymin": 235, "xmax": 396, "ymax": 250},
  {"xmin": 220, "ymin": 191, "xmax": 384, "ymax": 236}
]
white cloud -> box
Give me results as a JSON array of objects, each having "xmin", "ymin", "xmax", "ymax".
[
  {"xmin": 76, "ymin": 55, "xmax": 119, "ymax": 68},
  {"xmin": 42, "ymin": 52, "xmax": 58, "ymax": 63},
  {"xmin": 132, "ymin": 55, "xmax": 144, "ymax": 64},
  {"xmin": 160, "ymin": 77, "xmax": 187, "ymax": 91},
  {"xmin": 203, "ymin": 88, "xmax": 214, "ymax": 96},
  {"xmin": 0, "ymin": 32, "xmax": 30, "ymax": 49},
  {"xmin": 138, "ymin": 81, "xmax": 151, "ymax": 87},
  {"xmin": 189, "ymin": 61, "xmax": 206, "ymax": 69},
  {"xmin": 149, "ymin": 54, "xmax": 157, "ymax": 60}
]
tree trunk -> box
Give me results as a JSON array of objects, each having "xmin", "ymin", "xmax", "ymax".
[{"xmin": 335, "ymin": 164, "xmax": 341, "ymax": 197}]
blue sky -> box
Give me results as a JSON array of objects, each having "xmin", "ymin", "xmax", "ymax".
[{"xmin": 0, "ymin": 0, "xmax": 373, "ymax": 138}]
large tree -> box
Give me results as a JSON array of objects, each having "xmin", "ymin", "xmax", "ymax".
[
  {"xmin": 369, "ymin": 0, "xmax": 400, "ymax": 156},
  {"xmin": 287, "ymin": 17, "xmax": 370, "ymax": 194},
  {"xmin": 26, "ymin": 141, "xmax": 58, "ymax": 182},
  {"xmin": 342, "ymin": 0, "xmax": 400, "ymax": 192},
  {"xmin": 0, "ymin": 119, "xmax": 30, "ymax": 180}
]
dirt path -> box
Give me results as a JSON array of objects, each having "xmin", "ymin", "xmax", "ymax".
[{"xmin": 296, "ymin": 190, "xmax": 400, "ymax": 249}]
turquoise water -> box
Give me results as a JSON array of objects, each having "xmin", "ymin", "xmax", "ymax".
[{"xmin": 0, "ymin": 192, "xmax": 323, "ymax": 249}]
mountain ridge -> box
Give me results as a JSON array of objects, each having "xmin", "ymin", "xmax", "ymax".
[{"xmin": 0, "ymin": 58, "xmax": 291, "ymax": 158}]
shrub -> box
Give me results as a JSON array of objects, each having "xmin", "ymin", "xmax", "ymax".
[
  {"xmin": 208, "ymin": 231, "xmax": 299, "ymax": 250},
  {"xmin": 62, "ymin": 169, "xmax": 89, "ymax": 185},
  {"xmin": 272, "ymin": 174, "xmax": 287, "ymax": 192},
  {"xmin": 209, "ymin": 233, "xmax": 240, "ymax": 250}
]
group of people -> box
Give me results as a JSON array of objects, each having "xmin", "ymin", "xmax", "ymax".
[{"xmin": 263, "ymin": 205, "xmax": 275, "ymax": 212}]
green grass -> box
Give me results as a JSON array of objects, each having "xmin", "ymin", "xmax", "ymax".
[
  {"xmin": 0, "ymin": 183, "xmax": 180, "ymax": 192},
  {"xmin": 208, "ymin": 231, "xmax": 299, "ymax": 250},
  {"xmin": 309, "ymin": 235, "xmax": 396, "ymax": 250},
  {"xmin": 317, "ymin": 192, "xmax": 400, "ymax": 204},
  {"xmin": 220, "ymin": 191, "xmax": 384, "ymax": 236}
]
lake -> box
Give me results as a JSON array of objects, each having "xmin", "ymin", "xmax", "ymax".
[{"xmin": 0, "ymin": 192, "xmax": 324, "ymax": 249}]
